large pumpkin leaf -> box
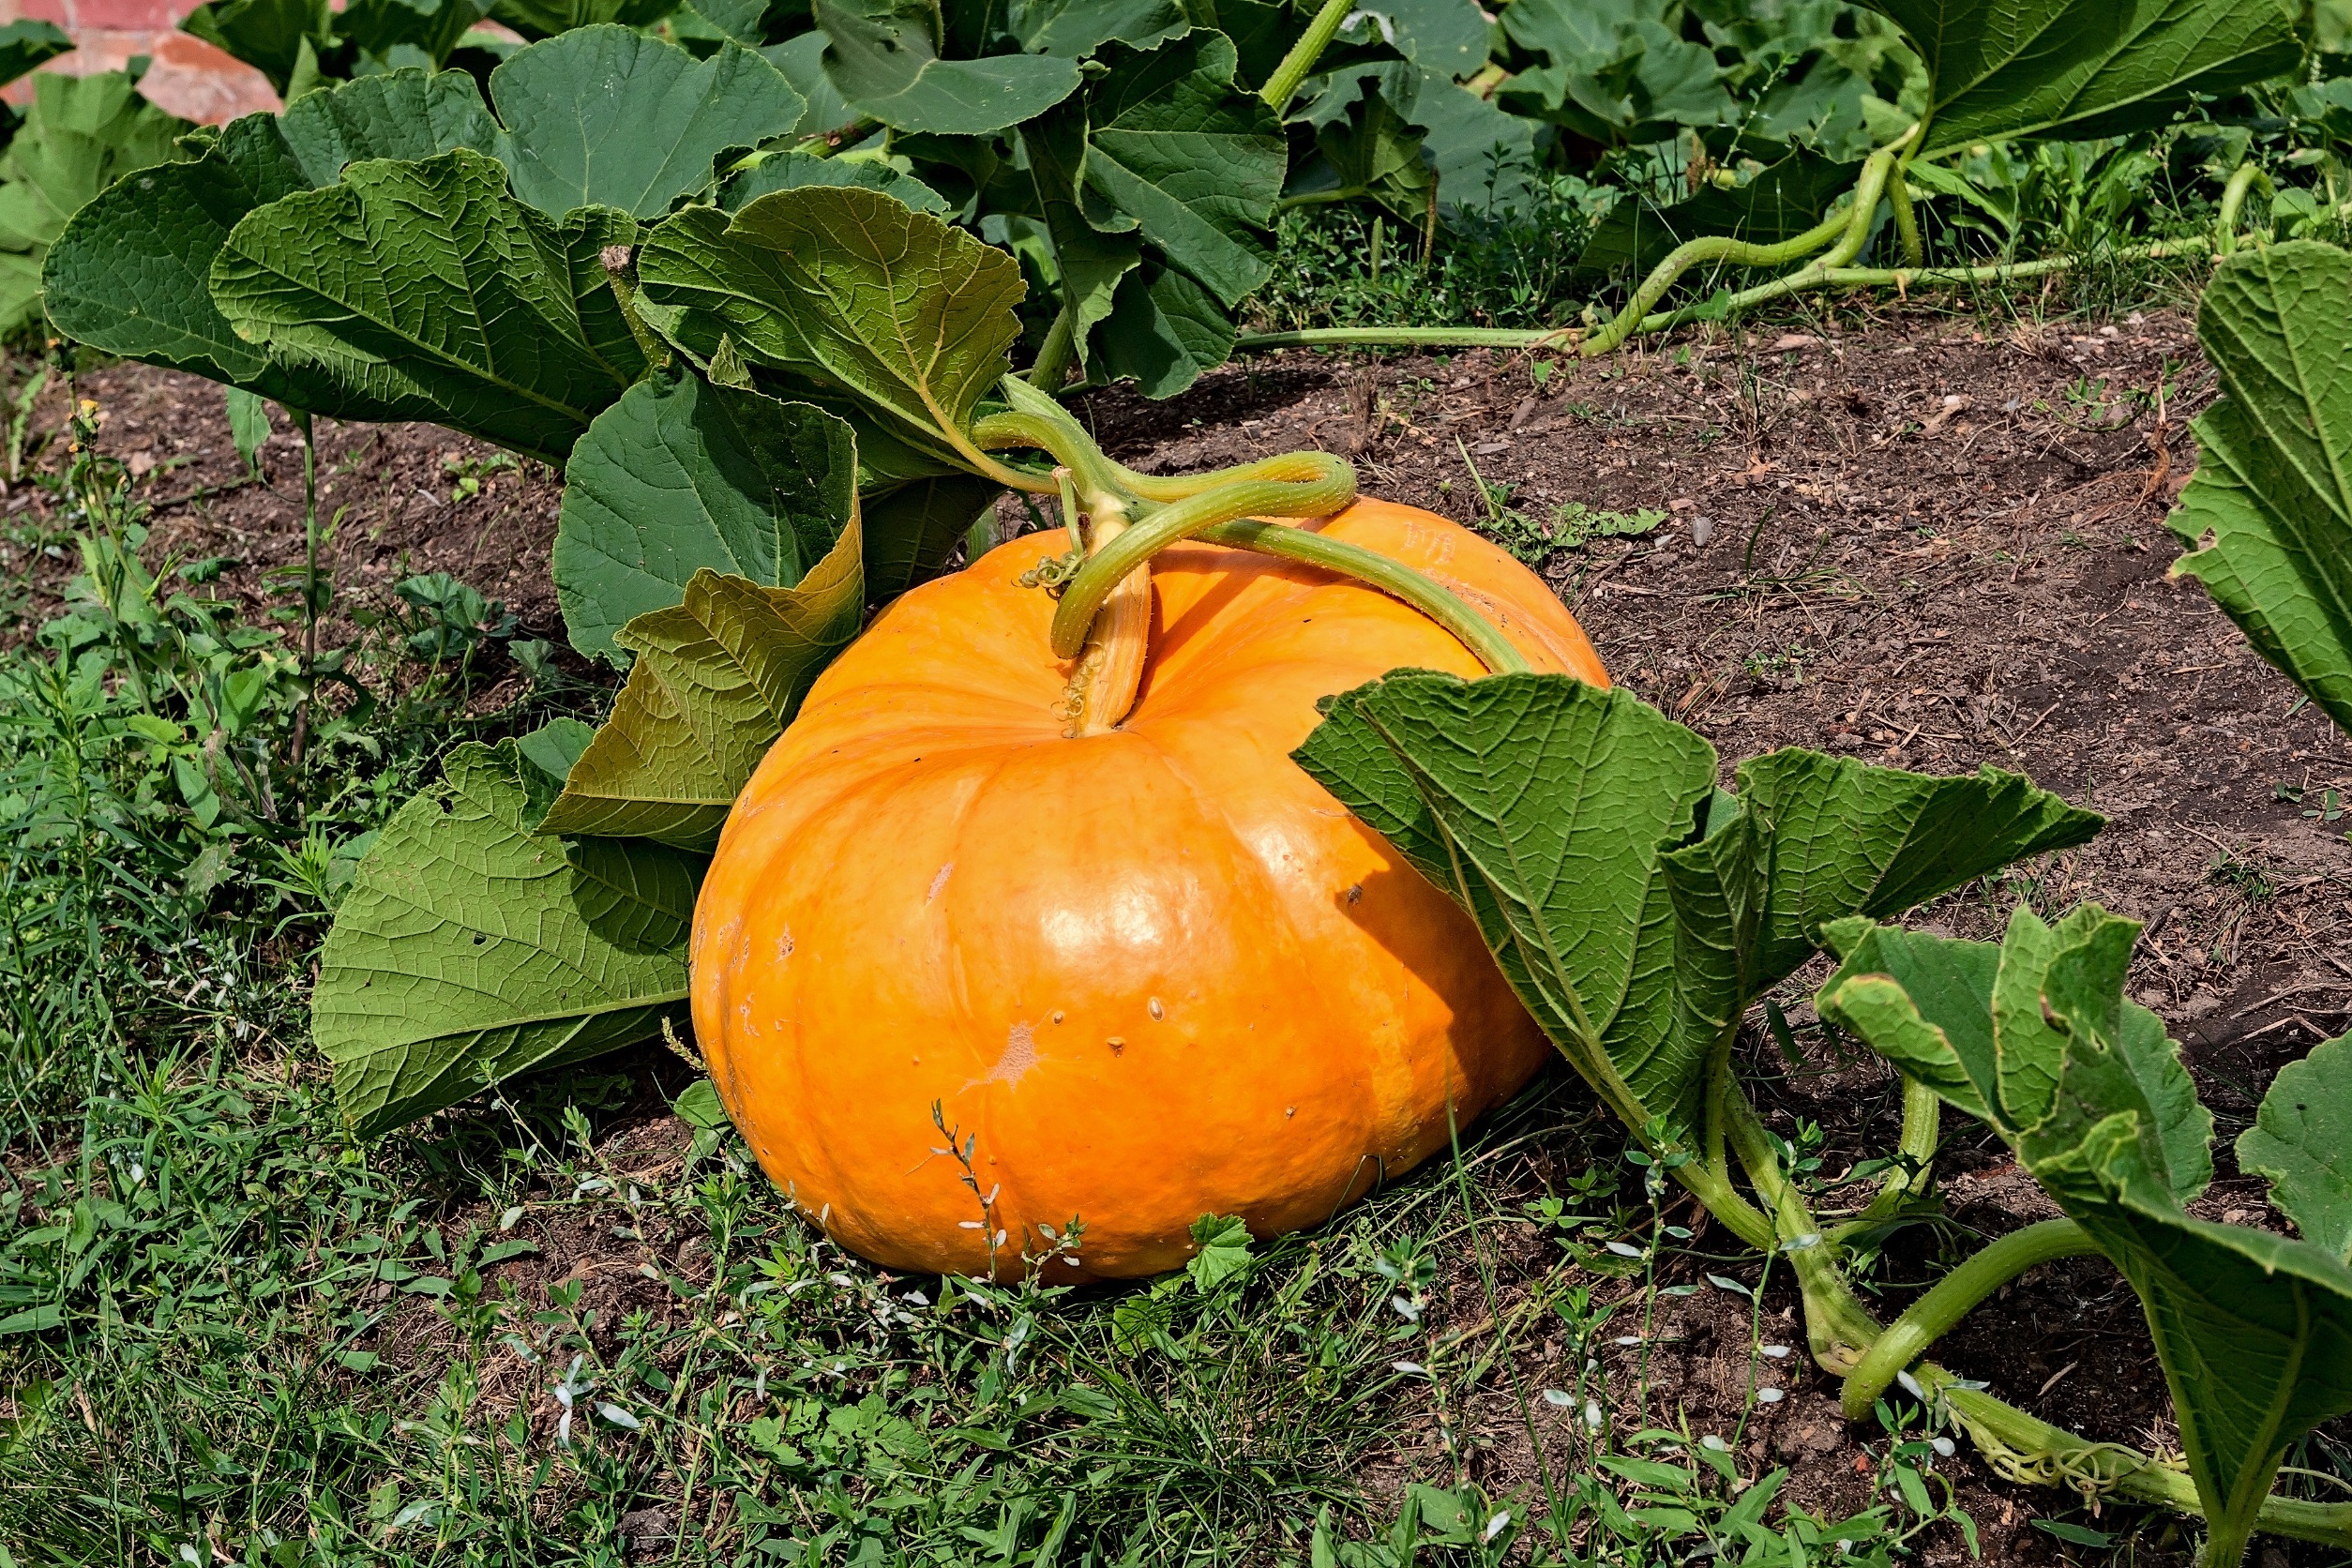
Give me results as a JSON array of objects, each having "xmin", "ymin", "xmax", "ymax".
[
  {"xmin": 817, "ymin": 0, "xmax": 1081, "ymax": 134},
  {"xmin": 337, "ymin": 0, "xmax": 488, "ymax": 73},
  {"xmin": 1496, "ymin": 0, "xmax": 1735, "ymax": 146},
  {"xmin": 634, "ymin": 184, "xmax": 1024, "ymax": 466},
  {"xmin": 315, "ymin": 741, "xmax": 698, "ymax": 1136},
  {"xmin": 1020, "ymin": 104, "xmax": 1139, "ymax": 377},
  {"xmin": 761, "ymin": 30, "xmax": 862, "ymax": 137},
  {"xmin": 0, "ymin": 71, "xmax": 185, "ymax": 335},
  {"xmin": 209, "ymin": 147, "xmax": 645, "ymax": 461},
  {"xmin": 552, "ymin": 372, "xmax": 858, "ymax": 661},
  {"xmin": 1298, "ymin": 672, "xmax": 2101, "ymax": 1144},
  {"xmin": 1078, "ymin": 31, "xmax": 1285, "ymax": 308},
  {"xmin": 2167, "ymin": 242, "xmax": 2352, "ymax": 736},
  {"xmin": 2236, "ymin": 1033, "xmax": 2352, "ymax": 1262},
  {"xmin": 1093, "ymin": 259, "xmax": 1231, "ymax": 398},
  {"xmin": 1818, "ymin": 907, "xmax": 2352, "ymax": 1560},
  {"xmin": 42, "ymin": 69, "xmax": 503, "ymax": 401},
  {"xmin": 487, "ymin": 26, "xmax": 806, "ymax": 218},
  {"xmin": 540, "ymin": 558, "xmax": 864, "ymax": 847},
  {"xmin": 1862, "ymin": 0, "xmax": 2300, "ymax": 157}
]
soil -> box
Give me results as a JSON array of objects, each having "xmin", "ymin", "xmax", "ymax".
[{"xmin": 23, "ymin": 306, "xmax": 2351, "ymax": 1564}]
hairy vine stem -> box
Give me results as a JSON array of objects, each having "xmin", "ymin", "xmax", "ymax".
[{"xmin": 1841, "ymin": 1218, "xmax": 2097, "ymax": 1417}]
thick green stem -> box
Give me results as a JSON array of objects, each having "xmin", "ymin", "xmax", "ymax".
[
  {"xmin": 1235, "ymin": 326, "xmax": 1583, "ymax": 352},
  {"xmin": 1259, "ymin": 0, "xmax": 1352, "ymax": 114},
  {"xmin": 980, "ymin": 378, "xmax": 1362, "ymax": 506},
  {"xmin": 1029, "ymin": 305, "xmax": 1079, "ymax": 391},
  {"xmin": 1720, "ymin": 1088, "xmax": 1882, "ymax": 1373},
  {"xmin": 1889, "ymin": 168, "xmax": 1924, "ymax": 269},
  {"xmin": 1857, "ymin": 1073, "xmax": 1941, "ymax": 1222},
  {"xmin": 1841, "ymin": 1219, "xmax": 2095, "ymax": 1418},
  {"xmin": 1048, "ymin": 457, "xmax": 1357, "ymax": 656},
  {"xmin": 1577, "ymin": 205, "xmax": 1851, "ymax": 359},
  {"xmin": 1198, "ymin": 519, "xmax": 1530, "ymax": 675},
  {"xmin": 1922, "ymin": 1368, "xmax": 2352, "ymax": 1554},
  {"xmin": 2216, "ymin": 163, "xmax": 2271, "ymax": 257}
]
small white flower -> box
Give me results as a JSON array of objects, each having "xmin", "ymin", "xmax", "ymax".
[
  {"xmin": 1583, "ymin": 1399, "xmax": 1604, "ymax": 1429},
  {"xmin": 1756, "ymin": 1387, "xmax": 1785, "ymax": 1404},
  {"xmin": 1483, "ymin": 1511, "xmax": 1511, "ymax": 1543},
  {"xmin": 903, "ymin": 1289, "xmax": 929, "ymax": 1305},
  {"xmin": 1393, "ymin": 1361, "xmax": 1426, "ymax": 1375},
  {"xmin": 1760, "ymin": 1344, "xmax": 1791, "ymax": 1359},
  {"xmin": 1391, "ymin": 1294, "xmax": 1423, "ymax": 1321},
  {"xmin": 828, "ymin": 1273, "xmax": 855, "ymax": 1288},
  {"xmin": 1542, "ymin": 1388, "xmax": 1575, "ymax": 1407}
]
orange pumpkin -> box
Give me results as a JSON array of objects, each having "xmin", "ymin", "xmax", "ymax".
[{"xmin": 689, "ymin": 499, "xmax": 1609, "ymax": 1279}]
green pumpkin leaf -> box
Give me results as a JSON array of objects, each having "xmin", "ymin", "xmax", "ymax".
[
  {"xmin": 1093, "ymin": 259, "xmax": 1230, "ymax": 398},
  {"xmin": 181, "ymin": 0, "xmax": 331, "ymax": 95},
  {"xmin": 1817, "ymin": 903, "xmax": 2352, "ymax": 1559},
  {"xmin": 488, "ymin": 26, "xmax": 806, "ymax": 219},
  {"xmin": 338, "ymin": 0, "xmax": 487, "ymax": 71},
  {"xmin": 817, "ymin": 0, "xmax": 1081, "ymax": 134},
  {"xmin": 1078, "ymin": 32, "xmax": 1284, "ymax": 307},
  {"xmin": 1496, "ymin": 0, "xmax": 1735, "ymax": 146},
  {"xmin": 2238, "ymin": 1033, "xmax": 2352, "ymax": 1262},
  {"xmin": 0, "ymin": 21, "xmax": 71, "ymax": 90},
  {"xmin": 1021, "ymin": 103, "xmax": 1139, "ymax": 376},
  {"xmin": 552, "ymin": 372, "xmax": 859, "ymax": 661},
  {"xmin": 1295, "ymin": 81, "xmax": 1433, "ymax": 225},
  {"xmin": 209, "ymin": 147, "xmax": 644, "ymax": 460},
  {"xmin": 722, "ymin": 147, "xmax": 950, "ymax": 214},
  {"xmin": 2167, "ymin": 242, "xmax": 2352, "ymax": 735},
  {"xmin": 314, "ymin": 740, "xmax": 698, "ymax": 1136},
  {"xmin": 540, "ymin": 556, "xmax": 863, "ymax": 848},
  {"xmin": 489, "ymin": 0, "xmax": 679, "ymax": 40},
  {"xmin": 863, "ymin": 473, "xmax": 1003, "ymax": 595},
  {"xmin": 0, "ymin": 71, "xmax": 184, "ymax": 334},
  {"xmin": 1005, "ymin": 0, "xmax": 1187, "ymax": 58},
  {"xmin": 1862, "ymin": 0, "xmax": 2299, "ymax": 156},
  {"xmin": 1302, "ymin": 671, "xmax": 2101, "ymax": 1147},
  {"xmin": 761, "ymin": 30, "xmax": 861, "ymax": 137},
  {"xmin": 43, "ymin": 69, "xmax": 503, "ymax": 400},
  {"xmin": 635, "ymin": 183, "xmax": 1024, "ymax": 465}
]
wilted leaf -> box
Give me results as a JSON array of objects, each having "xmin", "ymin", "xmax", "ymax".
[
  {"xmin": 635, "ymin": 184, "xmax": 1024, "ymax": 465},
  {"xmin": 540, "ymin": 559, "xmax": 863, "ymax": 848},
  {"xmin": 818, "ymin": 0, "xmax": 1081, "ymax": 134},
  {"xmin": 315, "ymin": 741, "xmax": 698, "ymax": 1135},
  {"xmin": 553, "ymin": 372, "xmax": 858, "ymax": 661},
  {"xmin": 1864, "ymin": 0, "xmax": 2300, "ymax": 156},
  {"xmin": 43, "ymin": 69, "xmax": 503, "ymax": 400},
  {"xmin": 2237, "ymin": 1032, "xmax": 2352, "ymax": 1262},
  {"xmin": 1818, "ymin": 904, "xmax": 2352, "ymax": 1556},
  {"xmin": 210, "ymin": 147, "xmax": 644, "ymax": 460},
  {"xmin": 489, "ymin": 26, "xmax": 805, "ymax": 218},
  {"xmin": 2168, "ymin": 242, "xmax": 2352, "ymax": 735}
]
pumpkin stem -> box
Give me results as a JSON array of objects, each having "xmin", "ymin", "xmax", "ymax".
[{"xmin": 1058, "ymin": 490, "xmax": 1150, "ymax": 736}]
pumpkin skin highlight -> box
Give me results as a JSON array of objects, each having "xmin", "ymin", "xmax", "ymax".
[{"xmin": 690, "ymin": 499, "xmax": 1609, "ymax": 1279}]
